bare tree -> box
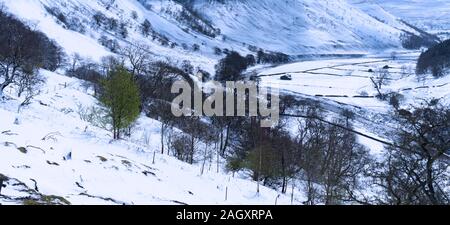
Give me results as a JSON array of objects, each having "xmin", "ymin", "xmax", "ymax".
[
  {"xmin": 400, "ymin": 65, "xmax": 413, "ymax": 79},
  {"xmin": 171, "ymin": 133, "xmax": 191, "ymax": 163},
  {"xmin": 201, "ymin": 130, "xmax": 218, "ymax": 175},
  {"xmin": 16, "ymin": 71, "xmax": 45, "ymax": 113},
  {"xmin": 68, "ymin": 53, "xmax": 83, "ymax": 74},
  {"xmin": 391, "ymin": 51, "xmax": 397, "ymax": 60},
  {"xmin": 371, "ymin": 68, "xmax": 391, "ymax": 99},
  {"xmin": 371, "ymin": 100, "xmax": 450, "ymax": 205},
  {"xmin": 148, "ymin": 100, "xmax": 175, "ymax": 155},
  {"xmin": 119, "ymin": 43, "xmax": 150, "ymax": 77},
  {"xmin": 295, "ymin": 104, "xmax": 371, "ymax": 205}
]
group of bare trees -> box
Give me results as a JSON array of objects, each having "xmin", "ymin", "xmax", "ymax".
[
  {"xmin": 122, "ymin": 46, "xmax": 448, "ymax": 205},
  {"xmin": 417, "ymin": 39, "xmax": 450, "ymax": 78},
  {"xmin": 0, "ymin": 9, "xmax": 64, "ymax": 108},
  {"xmin": 215, "ymin": 51, "xmax": 255, "ymax": 82},
  {"xmin": 207, "ymin": 85, "xmax": 449, "ymax": 205},
  {"xmin": 221, "ymin": 99, "xmax": 372, "ymax": 204},
  {"xmin": 362, "ymin": 100, "xmax": 450, "ymax": 205},
  {"xmin": 64, "ymin": 40, "xmax": 449, "ymax": 205},
  {"xmin": 289, "ymin": 106, "xmax": 371, "ymax": 205}
]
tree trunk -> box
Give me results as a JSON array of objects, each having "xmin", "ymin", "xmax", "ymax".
[
  {"xmin": 0, "ymin": 179, "xmax": 3, "ymax": 194},
  {"xmin": 219, "ymin": 131, "xmax": 224, "ymax": 156},
  {"xmin": 166, "ymin": 129, "xmax": 172, "ymax": 156},
  {"xmin": 221, "ymin": 125, "xmax": 230, "ymax": 156},
  {"xmin": 201, "ymin": 144, "xmax": 207, "ymax": 175},
  {"xmin": 282, "ymin": 177, "xmax": 287, "ymax": 194},
  {"xmin": 257, "ymin": 131, "xmax": 263, "ymax": 194},
  {"xmin": 161, "ymin": 123, "xmax": 165, "ymax": 154},
  {"xmin": 225, "ymin": 186, "xmax": 228, "ymax": 201},
  {"xmin": 281, "ymin": 151, "xmax": 287, "ymax": 193},
  {"xmin": 0, "ymin": 86, "xmax": 4, "ymax": 99},
  {"xmin": 426, "ymin": 158, "xmax": 438, "ymax": 204},
  {"xmin": 190, "ymin": 135, "xmax": 195, "ymax": 164},
  {"xmin": 208, "ymin": 144, "xmax": 213, "ymax": 172},
  {"xmin": 291, "ymin": 182, "xmax": 295, "ymax": 205},
  {"xmin": 217, "ymin": 146, "xmax": 220, "ymax": 173},
  {"xmin": 257, "ymin": 149, "xmax": 262, "ymax": 194},
  {"xmin": 370, "ymin": 77, "xmax": 383, "ymax": 98}
]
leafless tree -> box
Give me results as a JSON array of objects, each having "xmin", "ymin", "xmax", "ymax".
[
  {"xmin": 400, "ymin": 65, "xmax": 413, "ymax": 79},
  {"xmin": 294, "ymin": 104, "xmax": 371, "ymax": 205},
  {"xmin": 119, "ymin": 43, "xmax": 151, "ymax": 77},
  {"xmin": 371, "ymin": 68, "xmax": 391, "ymax": 99},
  {"xmin": 16, "ymin": 70, "xmax": 45, "ymax": 112},
  {"xmin": 370, "ymin": 100, "xmax": 450, "ymax": 205}
]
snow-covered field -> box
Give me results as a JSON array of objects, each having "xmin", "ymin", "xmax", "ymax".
[
  {"xmin": 260, "ymin": 51, "xmax": 450, "ymax": 111},
  {"xmin": 256, "ymin": 50, "xmax": 450, "ymax": 161},
  {"xmin": 0, "ymin": 71, "xmax": 303, "ymax": 205}
]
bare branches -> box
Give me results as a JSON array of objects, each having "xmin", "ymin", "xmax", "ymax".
[{"xmin": 119, "ymin": 43, "xmax": 151, "ymax": 77}]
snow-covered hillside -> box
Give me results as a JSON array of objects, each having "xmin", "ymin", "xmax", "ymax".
[
  {"xmin": 1, "ymin": 0, "xmax": 438, "ymax": 71},
  {"xmin": 189, "ymin": 0, "xmax": 410, "ymax": 54},
  {"xmin": 1, "ymin": 0, "xmax": 219, "ymax": 72},
  {"xmin": 0, "ymin": 70, "xmax": 301, "ymax": 205},
  {"xmin": 351, "ymin": 0, "xmax": 450, "ymax": 39}
]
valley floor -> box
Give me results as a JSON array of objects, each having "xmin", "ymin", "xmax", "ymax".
[{"xmin": 260, "ymin": 51, "xmax": 450, "ymax": 111}]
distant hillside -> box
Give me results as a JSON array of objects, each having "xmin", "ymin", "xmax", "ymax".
[{"xmin": 1, "ymin": 0, "xmax": 439, "ymax": 71}]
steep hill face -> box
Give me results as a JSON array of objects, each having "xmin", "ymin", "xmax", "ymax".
[
  {"xmin": 1, "ymin": 0, "xmax": 438, "ymax": 69},
  {"xmin": 181, "ymin": 0, "xmax": 409, "ymax": 54},
  {"xmin": 363, "ymin": 0, "xmax": 450, "ymax": 38},
  {"xmin": 348, "ymin": 0, "xmax": 441, "ymax": 47}
]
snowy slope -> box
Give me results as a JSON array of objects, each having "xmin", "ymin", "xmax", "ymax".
[
  {"xmin": 348, "ymin": 0, "xmax": 419, "ymax": 32},
  {"xmin": 182, "ymin": 0, "xmax": 417, "ymax": 54},
  {"xmin": 350, "ymin": 0, "xmax": 450, "ymax": 39},
  {"xmin": 257, "ymin": 50, "xmax": 450, "ymax": 161},
  {"xmin": 2, "ymin": 0, "xmax": 219, "ymax": 72},
  {"xmin": 0, "ymin": 70, "xmax": 302, "ymax": 205},
  {"xmin": 348, "ymin": 0, "xmax": 442, "ymax": 42},
  {"xmin": 1, "ymin": 0, "xmax": 436, "ymax": 70},
  {"xmin": 1, "ymin": 0, "xmax": 111, "ymax": 61}
]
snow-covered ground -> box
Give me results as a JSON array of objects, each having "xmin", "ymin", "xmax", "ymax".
[
  {"xmin": 1, "ymin": 0, "xmax": 448, "ymax": 206},
  {"xmin": 1, "ymin": 0, "xmax": 434, "ymax": 74},
  {"xmin": 2, "ymin": 51, "xmax": 447, "ymax": 205},
  {"xmin": 0, "ymin": 70, "xmax": 303, "ymax": 205},
  {"xmin": 257, "ymin": 50, "xmax": 450, "ymax": 160},
  {"xmin": 260, "ymin": 51, "xmax": 450, "ymax": 112},
  {"xmin": 188, "ymin": 0, "xmax": 413, "ymax": 54}
]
